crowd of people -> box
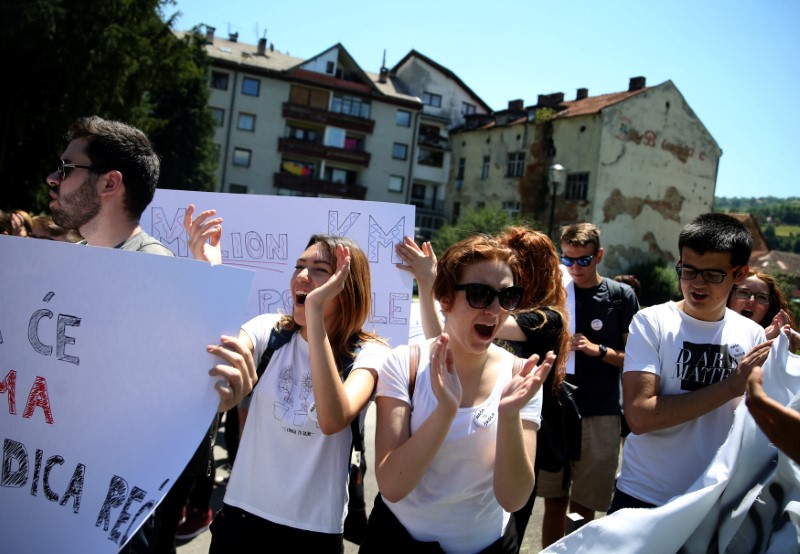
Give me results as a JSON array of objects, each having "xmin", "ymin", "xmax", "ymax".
[{"xmin": 5, "ymin": 115, "xmax": 800, "ymax": 553}]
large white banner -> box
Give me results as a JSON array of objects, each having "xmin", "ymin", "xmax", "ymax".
[
  {"xmin": 544, "ymin": 332, "xmax": 800, "ymax": 553},
  {"xmin": 141, "ymin": 190, "xmax": 416, "ymax": 347},
  {"xmin": 0, "ymin": 235, "xmax": 254, "ymax": 553}
]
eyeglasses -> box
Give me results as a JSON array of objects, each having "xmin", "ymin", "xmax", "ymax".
[
  {"xmin": 733, "ymin": 287, "xmax": 771, "ymax": 305},
  {"xmin": 560, "ymin": 254, "xmax": 595, "ymax": 267},
  {"xmin": 454, "ymin": 283, "xmax": 524, "ymax": 311},
  {"xmin": 57, "ymin": 159, "xmax": 104, "ymax": 182},
  {"xmin": 674, "ymin": 264, "xmax": 740, "ymax": 285}
]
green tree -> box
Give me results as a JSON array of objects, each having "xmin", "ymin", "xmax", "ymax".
[
  {"xmin": 626, "ymin": 259, "xmax": 682, "ymax": 307},
  {"xmin": 0, "ymin": 0, "xmax": 216, "ymax": 213},
  {"xmin": 431, "ymin": 207, "xmax": 537, "ymax": 254}
]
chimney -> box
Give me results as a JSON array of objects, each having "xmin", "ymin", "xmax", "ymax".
[
  {"xmin": 576, "ymin": 88, "xmax": 588, "ymax": 100},
  {"xmin": 378, "ymin": 50, "xmax": 389, "ymax": 83},
  {"xmin": 629, "ymin": 76, "xmax": 646, "ymax": 91},
  {"xmin": 270, "ymin": 43, "xmax": 274, "ymax": 52},
  {"xmin": 204, "ymin": 26, "xmax": 215, "ymax": 44},
  {"xmin": 257, "ymin": 38, "xmax": 267, "ymax": 56},
  {"xmin": 508, "ymin": 99, "xmax": 524, "ymax": 111},
  {"xmin": 537, "ymin": 92, "xmax": 565, "ymax": 108},
  {"xmin": 229, "ymin": 32, "xmax": 238, "ymax": 42}
]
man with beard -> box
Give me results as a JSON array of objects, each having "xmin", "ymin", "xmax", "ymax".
[
  {"xmin": 45, "ymin": 116, "xmax": 227, "ymax": 554},
  {"xmin": 47, "ymin": 116, "xmax": 173, "ymax": 254}
]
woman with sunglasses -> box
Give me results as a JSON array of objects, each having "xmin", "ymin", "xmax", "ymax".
[
  {"xmin": 727, "ymin": 270, "xmax": 799, "ymax": 352},
  {"xmin": 361, "ymin": 234, "xmax": 554, "ymax": 553}
]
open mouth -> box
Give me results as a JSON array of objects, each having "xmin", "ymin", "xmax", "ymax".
[
  {"xmin": 690, "ymin": 291, "xmax": 708, "ymax": 302},
  {"xmin": 475, "ymin": 324, "xmax": 495, "ymax": 338},
  {"xmin": 741, "ymin": 309, "xmax": 754, "ymax": 319},
  {"xmin": 295, "ymin": 292, "xmax": 307, "ymax": 305}
]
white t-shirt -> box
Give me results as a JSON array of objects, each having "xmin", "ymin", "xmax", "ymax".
[
  {"xmin": 616, "ymin": 302, "xmax": 766, "ymax": 506},
  {"xmin": 378, "ymin": 341, "xmax": 543, "ymax": 554},
  {"xmin": 225, "ymin": 313, "xmax": 389, "ymax": 533}
]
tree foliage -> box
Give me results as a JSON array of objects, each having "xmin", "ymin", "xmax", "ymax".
[
  {"xmin": 431, "ymin": 207, "xmax": 538, "ymax": 254},
  {"xmin": 626, "ymin": 259, "xmax": 682, "ymax": 308},
  {"xmin": 0, "ymin": 0, "xmax": 216, "ymax": 213}
]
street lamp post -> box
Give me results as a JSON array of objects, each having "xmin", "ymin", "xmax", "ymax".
[{"xmin": 547, "ymin": 164, "xmax": 565, "ymax": 237}]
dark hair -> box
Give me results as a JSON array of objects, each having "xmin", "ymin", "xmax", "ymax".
[
  {"xmin": 67, "ymin": 116, "xmax": 160, "ymax": 219},
  {"xmin": 614, "ymin": 274, "xmax": 641, "ymax": 298},
  {"xmin": 678, "ymin": 213, "xmax": 753, "ymax": 267}
]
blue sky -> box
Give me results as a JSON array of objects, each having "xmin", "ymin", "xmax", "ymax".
[{"xmin": 169, "ymin": 0, "xmax": 799, "ymax": 199}]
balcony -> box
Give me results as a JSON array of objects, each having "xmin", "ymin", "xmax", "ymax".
[
  {"xmin": 278, "ymin": 137, "xmax": 371, "ymax": 167},
  {"xmin": 282, "ymin": 103, "xmax": 375, "ymax": 134},
  {"xmin": 274, "ymin": 173, "xmax": 367, "ymax": 200},
  {"xmin": 417, "ymin": 134, "xmax": 450, "ymax": 151}
]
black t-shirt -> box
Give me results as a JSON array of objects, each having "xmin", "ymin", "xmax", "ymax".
[{"xmin": 567, "ymin": 277, "xmax": 640, "ymax": 417}]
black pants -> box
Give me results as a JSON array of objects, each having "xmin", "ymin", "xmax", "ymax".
[
  {"xmin": 360, "ymin": 494, "xmax": 519, "ymax": 554},
  {"xmin": 209, "ymin": 504, "xmax": 344, "ymax": 553},
  {"xmin": 607, "ymin": 486, "xmax": 656, "ymax": 514}
]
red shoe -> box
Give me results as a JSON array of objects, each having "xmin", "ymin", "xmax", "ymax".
[{"xmin": 175, "ymin": 507, "xmax": 213, "ymax": 540}]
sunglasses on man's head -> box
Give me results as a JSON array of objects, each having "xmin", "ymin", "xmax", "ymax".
[
  {"xmin": 57, "ymin": 159, "xmax": 105, "ymax": 182},
  {"xmin": 454, "ymin": 283, "xmax": 524, "ymax": 311},
  {"xmin": 560, "ymin": 254, "xmax": 595, "ymax": 267}
]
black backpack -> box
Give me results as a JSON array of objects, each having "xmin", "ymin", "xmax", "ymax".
[{"xmin": 254, "ymin": 326, "xmax": 368, "ymax": 544}]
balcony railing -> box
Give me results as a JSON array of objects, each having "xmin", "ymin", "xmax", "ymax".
[
  {"xmin": 417, "ymin": 134, "xmax": 450, "ymax": 151},
  {"xmin": 274, "ymin": 172, "xmax": 367, "ymax": 200},
  {"xmin": 278, "ymin": 137, "xmax": 371, "ymax": 167},
  {"xmin": 282, "ymin": 103, "xmax": 375, "ymax": 134}
]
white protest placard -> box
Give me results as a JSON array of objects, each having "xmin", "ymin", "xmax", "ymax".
[
  {"xmin": 140, "ymin": 190, "xmax": 416, "ymax": 347},
  {"xmin": 0, "ymin": 235, "xmax": 254, "ymax": 553}
]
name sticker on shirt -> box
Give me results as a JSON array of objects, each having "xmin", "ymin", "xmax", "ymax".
[
  {"xmin": 591, "ymin": 318, "xmax": 603, "ymax": 331},
  {"xmin": 308, "ymin": 403, "xmax": 318, "ymax": 422},
  {"xmin": 474, "ymin": 408, "xmax": 497, "ymax": 428}
]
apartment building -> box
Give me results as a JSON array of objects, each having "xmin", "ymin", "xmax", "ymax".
[
  {"xmin": 193, "ymin": 29, "xmax": 489, "ymax": 241},
  {"xmin": 448, "ymin": 78, "xmax": 722, "ymax": 274}
]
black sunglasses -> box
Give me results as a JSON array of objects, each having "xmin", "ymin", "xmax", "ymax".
[
  {"xmin": 560, "ymin": 254, "xmax": 595, "ymax": 267},
  {"xmin": 454, "ymin": 283, "xmax": 524, "ymax": 311},
  {"xmin": 674, "ymin": 264, "xmax": 740, "ymax": 285},
  {"xmin": 57, "ymin": 159, "xmax": 105, "ymax": 181}
]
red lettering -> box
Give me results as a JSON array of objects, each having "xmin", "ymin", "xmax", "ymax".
[
  {"xmin": 22, "ymin": 376, "xmax": 54, "ymax": 424},
  {"xmin": 1, "ymin": 369, "xmax": 17, "ymax": 415}
]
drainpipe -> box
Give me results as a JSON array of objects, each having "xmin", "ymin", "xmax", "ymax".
[{"xmin": 221, "ymin": 71, "xmax": 239, "ymax": 192}]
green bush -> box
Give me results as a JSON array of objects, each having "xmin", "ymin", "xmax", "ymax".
[
  {"xmin": 431, "ymin": 207, "xmax": 537, "ymax": 254},
  {"xmin": 626, "ymin": 259, "xmax": 682, "ymax": 307}
]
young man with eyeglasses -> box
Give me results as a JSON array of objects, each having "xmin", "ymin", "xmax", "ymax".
[
  {"xmin": 608, "ymin": 213, "xmax": 772, "ymax": 513},
  {"xmin": 538, "ymin": 223, "xmax": 640, "ymax": 547}
]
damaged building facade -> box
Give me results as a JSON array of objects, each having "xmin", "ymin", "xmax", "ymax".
[{"xmin": 447, "ymin": 78, "xmax": 721, "ymax": 274}]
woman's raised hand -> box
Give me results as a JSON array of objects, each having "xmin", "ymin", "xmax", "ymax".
[
  {"xmin": 305, "ymin": 243, "xmax": 351, "ymax": 310},
  {"xmin": 429, "ymin": 334, "xmax": 461, "ymax": 416},
  {"xmin": 183, "ymin": 204, "xmax": 223, "ymax": 264},
  {"xmin": 499, "ymin": 352, "xmax": 554, "ymax": 416},
  {"xmin": 395, "ymin": 236, "xmax": 437, "ymax": 290}
]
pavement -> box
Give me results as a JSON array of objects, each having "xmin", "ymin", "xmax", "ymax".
[{"xmin": 176, "ymin": 403, "xmax": 548, "ymax": 554}]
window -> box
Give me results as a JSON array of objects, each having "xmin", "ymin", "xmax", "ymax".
[
  {"xmin": 326, "ymin": 61, "xmax": 335, "ymax": 74},
  {"xmin": 331, "ymin": 94, "xmax": 371, "ymax": 118},
  {"xmin": 237, "ymin": 113, "xmax": 255, "ymax": 131},
  {"xmin": 228, "ymin": 184, "xmax": 248, "ymax": 194},
  {"xmin": 411, "ymin": 184, "xmax": 426, "ymax": 204},
  {"xmin": 289, "ymin": 84, "xmax": 329, "ymax": 109},
  {"xmin": 502, "ymin": 201, "xmax": 521, "ymax": 217},
  {"xmin": 455, "ymin": 158, "xmax": 465, "ymax": 191},
  {"xmin": 324, "ymin": 167, "xmax": 357, "ymax": 184},
  {"xmin": 242, "ymin": 77, "xmax": 260, "ymax": 96},
  {"xmin": 452, "ymin": 202, "xmax": 461, "ymax": 224},
  {"xmin": 232, "ymin": 148, "xmax": 251, "ymax": 167},
  {"xmin": 462, "ymin": 102, "xmax": 477, "ymax": 115},
  {"xmin": 388, "ymin": 175, "xmax": 404, "ymax": 193},
  {"xmin": 564, "ymin": 172, "xmax": 590, "ymax": 201},
  {"xmin": 392, "ymin": 143, "xmax": 408, "ymax": 160},
  {"xmin": 210, "ymin": 71, "xmax": 229, "ymax": 90},
  {"xmin": 344, "ymin": 135, "xmax": 364, "ymax": 151},
  {"xmin": 396, "ymin": 110, "xmax": 411, "ymax": 127},
  {"xmin": 211, "ymin": 107, "xmax": 224, "ymax": 127},
  {"xmin": 422, "ymin": 91, "xmax": 442, "ymax": 108},
  {"xmin": 287, "ymin": 126, "xmax": 319, "ymax": 143},
  {"xmin": 417, "ymin": 149, "xmax": 443, "ymax": 167},
  {"xmin": 480, "ymin": 156, "xmax": 490, "ymax": 180},
  {"xmin": 506, "ymin": 152, "xmax": 525, "ymax": 178}
]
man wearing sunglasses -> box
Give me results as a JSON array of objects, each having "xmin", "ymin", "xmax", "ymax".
[
  {"xmin": 44, "ymin": 117, "xmax": 248, "ymax": 554},
  {"xmin": 538, "ymin": 223, "xmax": 640, "ymax": 547},
  {"xmin": 608, "ymin": 213, "xmax": 772, "ymax": 514}
]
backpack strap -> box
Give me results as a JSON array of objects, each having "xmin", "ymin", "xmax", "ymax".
[
  {"xmin": 512, "ymin": 356, "xmax": 525, "ymax": 376},
  {"xmin": 343, "ymin": 340, "xmax": 365, "ymax": 454},
  {"xmin": 256, "ymin": 326, "xmax": 295, "ymax": 380},
  {"xmin": 408, "ymin": 343, "xmax": 421, "ymax": 401}
]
